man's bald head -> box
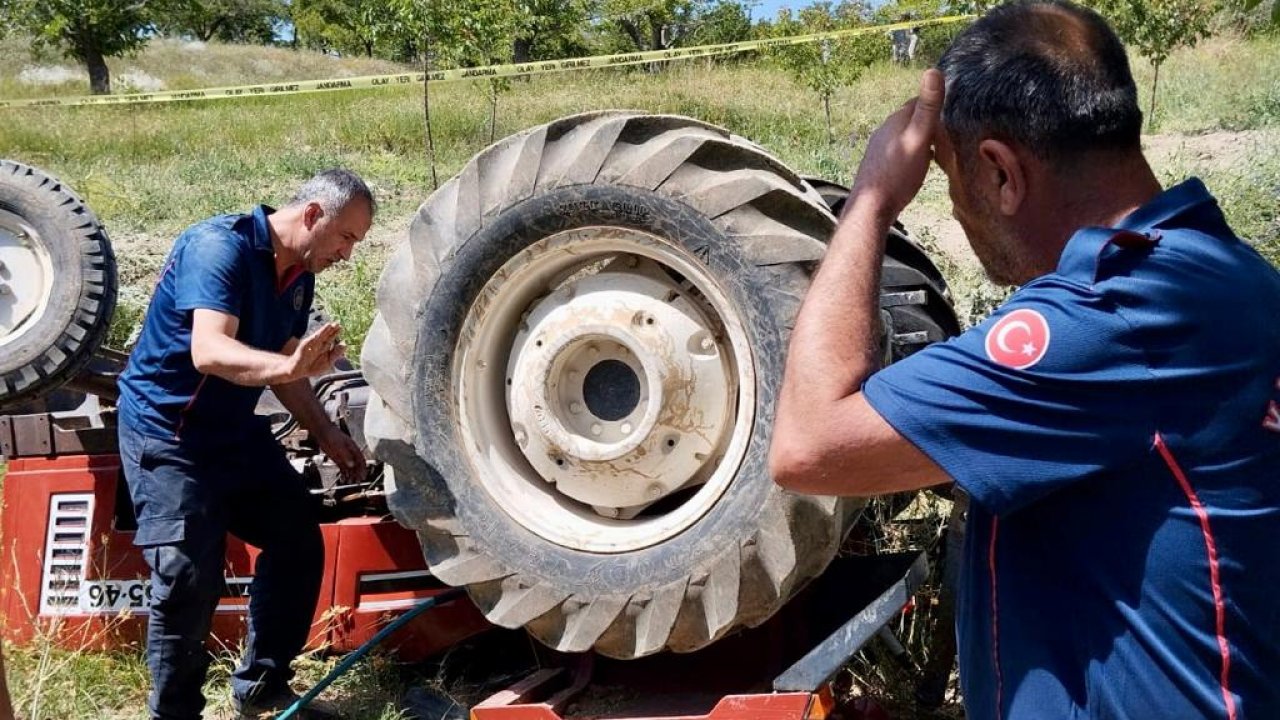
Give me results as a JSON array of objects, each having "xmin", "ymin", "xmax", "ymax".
[{"xmin": 938, "ymin": 0, "xmax": 1141, "ymax": 170}]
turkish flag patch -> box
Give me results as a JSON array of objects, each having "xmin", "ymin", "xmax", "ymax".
[{"xmin": 984, "ymin": 308, "xmax": 1051, "ymax": 370}]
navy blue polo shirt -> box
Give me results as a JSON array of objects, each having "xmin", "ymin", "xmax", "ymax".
[
  {"xmin": 864, "ymin": 179, "xmax": 1280, "ymax": 719},
  {"xmin": 118, "ymin": 205, "xmax": 314, "ymax": 446}
]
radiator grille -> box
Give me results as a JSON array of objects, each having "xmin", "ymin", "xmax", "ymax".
[{"xmin": 39, "ymin": 493, "xmax": 94, "ymax": 615}]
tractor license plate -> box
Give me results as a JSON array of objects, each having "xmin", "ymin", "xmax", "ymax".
[{"xmin": 79, "ymin": 579, "xmax": 152, "ymax": 613}]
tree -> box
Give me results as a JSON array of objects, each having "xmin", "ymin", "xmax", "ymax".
[
  {"xmin": 600, "ymin": 0, "xmax": 705, "ymax": 53},
  {"xmin": 157, "ymin": 0, "xmax": 284, "ymax": 43},
  {"xmin": 1254, "ymin": 0, "xmax": 1280, "ymax": 22},
  {"xmin": 873, "ymin": 0, "xmax": 968, "ymax": 64},
  {"xmin": 512, "ymin": 0, "xmax": 592, "ymax": 63},
  {"xmin": 0, "ymin": 0, "xmax": 172, "ymax": 94},
  {"xmin": 687, "ymin": 0, "xmax": 754, "ymax": 46},
  {"xmin": 442, "ymin": 0, "xmax": 521, "ymax": 142},
  {"xmin": 294, "ymin": 0, "xmax": 397, "ymax": 57},
  {"xmin": 769, "ymin": 2, "xmax": 884, "ymax": 143},
  {"xmin": 1087, "ymin": 0, "xmax": 1218, "ymax": 125}
]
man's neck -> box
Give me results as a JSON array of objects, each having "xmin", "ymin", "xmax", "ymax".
[{"xmin": 1023, "ymin": 152, "xmax": 1163, "ymax": 276}]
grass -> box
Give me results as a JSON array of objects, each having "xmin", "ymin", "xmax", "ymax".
[
  {"xmin": 1, "ymin": 29, "xmax": 1278, "ymax": 719},
  {"xmin": 2, "ymin": 33, "xmax": 1275, "ymax": 354},
  {"xmin": 3, "ymin": 638, "xmax": 417, "ymax": 719}
]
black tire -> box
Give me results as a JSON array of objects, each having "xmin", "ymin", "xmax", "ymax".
[
  {"xmin": 363, "ymin": 113, "xmax": 957, "ymax": 660},
  {"xmin": 0, "ymin": 160, "xmax": 116, "ymax": 408}
]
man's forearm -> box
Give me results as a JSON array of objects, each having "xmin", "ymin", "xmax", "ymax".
[
  {"xmin": 192, "ymin": 333, "xmax": 295, "ymax": 386},
  {"xmin": 270, "ymin": 378, "xmax": 336, "ymax": 438},
  {"xmin": 779, "ymin": 195, "xmax": 894, "ymax": 414}
]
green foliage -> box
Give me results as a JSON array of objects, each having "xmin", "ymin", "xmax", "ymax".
[
  {"xmin": 872, "ymin": 0, "xmax": 972, "ymax": 64},
  {"xmin": 294, "ymin": 0, "xmax": 400, "ymax": 57},
  {"xmin": 1241, "ymin": 0, "xmax": 1280, "ymax": 24},
  {"xmin": 687, "ymin": 0, "xmax": 755, "ymax": 46},
  {"xmin": 600, "ymin": 0, "xmax": 704, "ymax": 52},
  {"xmin": 513, "ymin": 0, "xmax": 593, "ymax": 61},
  {"xmin": 157, "ymin": 0, "xmax": 285, "ymax": 43},
  {"xmin": 1089, "ymin": 0, "xmax": 1219, "ymax": 69},
  {"xmin": 1088, "ymin": 0, "xmax": 1219, "ymax": 125},
  {"xmin": 0, "ymin": 0, "xmax": 175, "ymax": 93},
  {"xmin": 768, "ymin": 1, "xmax": 886, "ymax": 141},
  {"xmin": 316, "ymin": 251, "xmax": 385, "ymax": 365}
]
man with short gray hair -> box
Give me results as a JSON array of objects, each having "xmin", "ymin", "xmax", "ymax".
[
  {"xmin": 118, "ymin": 169, "xmax": 374, "ymax": 719},
  {"xmin": 773, "ymin": 1, "xmax": 1280, "ymax": 717}
]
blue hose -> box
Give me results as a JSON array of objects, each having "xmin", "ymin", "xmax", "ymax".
[{"xmin": 276, "ymin": 587, "xmax": 467, "ymax": 720}]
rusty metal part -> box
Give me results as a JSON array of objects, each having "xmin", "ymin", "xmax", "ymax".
[{"xmin": 0, "ymin": 411, "xmax": 117, "ymax": 459}]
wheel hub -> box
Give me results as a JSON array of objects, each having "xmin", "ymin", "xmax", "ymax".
[
  {"xmin": 0, "ymin": 209, "xmax": 52, "ymax": 348},
  {"xmin": 455, "ymin": 225, "xmax": 755, "ymax": 553},
  {"xmin": 506, "ymin": 270, "xmax": 732, "ymax": 513}
]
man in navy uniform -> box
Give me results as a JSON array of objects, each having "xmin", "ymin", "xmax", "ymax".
[
  {"xmin": 771, "ymin": 2, "xmax": 1280, "ymax": 718},
  {"xmin": 117, "ymin": 169, "xmax": 373, "ymax": 719}
]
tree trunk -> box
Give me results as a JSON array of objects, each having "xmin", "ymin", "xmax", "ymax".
[
  {"xmin": 824, "ymin": 93, "xmax": 833, "ymax": 145},
  {"xmin": 619, "ymin": 18, "xmax": 646, "ymax": 51},
  {"xmin": 84, "ymin": 45, "xmax": 110, "ymax": 95},
  {"xmin": 513, "ymin": 37, "xmax": 533, "ymax": 64},
  {"xmin": 200, "ymin": 17, "xmax": 225, "ymax": 42},
  {"xmin": 513, "ymin": 37, "xmax": 533, "ymax": 82},
  {"xmin": 423, "ymin": 39, "xmax": 438, "ymax": 191},
  {"xmin": 489, "ymin": 81, "xmax": 499, "ymax": 144},
  {"xmin": 1148, "ymin": 62, "xmax": 1160, "ymax": 130},
  {"xmin": 648, "ymin": 13, "xmax": 665, "ymax": 50}
]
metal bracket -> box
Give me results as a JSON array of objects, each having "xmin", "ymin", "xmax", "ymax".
[{"xmin": 772, "ymin": 552, "xmax": 930, "ymax": 692}]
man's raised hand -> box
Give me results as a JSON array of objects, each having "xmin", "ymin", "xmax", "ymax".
[
  {"xmin": 850, "ymin": 69, "xmax": 945, "ymax": 220},
  {"xmin": 287, "ymin": 322, "xmax": 345, "ymax": 382}
]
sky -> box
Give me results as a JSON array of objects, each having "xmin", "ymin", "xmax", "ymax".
[
  {"xmin": 750, "ymin": 0, "xmax": 800, "ymax": 20},
  {"xmin": 748, "ymin": 0, "xmax": 888, "ymax": 21}
]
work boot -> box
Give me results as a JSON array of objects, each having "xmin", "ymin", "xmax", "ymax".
[{"xmin": 232, "ymin": 688, "xmax": 342, "ymax": 720}]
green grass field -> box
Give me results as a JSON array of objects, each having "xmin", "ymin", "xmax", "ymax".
[{"xmin": 1, "ymin": 30, "xmax": 1278, "ymax": 719}]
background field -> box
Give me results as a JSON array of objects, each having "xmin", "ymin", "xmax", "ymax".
[{"xmin": 1, "ymin": 30, "xmax": 1278, "ymax": 719}]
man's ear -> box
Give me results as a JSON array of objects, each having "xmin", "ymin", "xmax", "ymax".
[
  {"xmin": 303, "ymin": 202, "xmax": 324, "ymax": 229},
  {"xmin": 977, "ymin": 139, "xmax": 1026, "ymax": 216}
]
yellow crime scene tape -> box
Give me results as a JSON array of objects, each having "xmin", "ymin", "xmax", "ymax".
[{"xmin": 0, "ymin": 16, "xmax": 973, "ymax": 110}]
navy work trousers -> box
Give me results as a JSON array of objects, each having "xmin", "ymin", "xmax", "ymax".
[{"xmin": 118, "ymin": 422, "xmax": 324, "ymax": 720}]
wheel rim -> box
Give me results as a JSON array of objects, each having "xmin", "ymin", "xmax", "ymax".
[
  {"xmin": 0, "ymin": 209, "xmax": 54, "ymax": 350},
  {"xmin": 454, "ymin": 226, "xmax": 756, "ymax": 553}
]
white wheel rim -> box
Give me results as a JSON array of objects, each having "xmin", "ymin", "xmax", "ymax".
[
  {"xmin": 0, "ymin": 209, "xmax": 54, "ymax": 350},
  {"xmin": 453, "ymin": 227, "xmax": 756, "ymax": 553}
]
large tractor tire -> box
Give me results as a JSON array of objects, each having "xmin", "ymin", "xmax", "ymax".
[
  {"xmin": 363, "ymin": 112, "xmax": 958, "ymax": 659},
  {"xmin": 0, "ymin": 160, "xmax": 116, "ymax": 407}
]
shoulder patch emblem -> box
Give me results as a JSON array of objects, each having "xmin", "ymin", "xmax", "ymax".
[
  {"xmin": 984, "ymin": 308, "xmax": 1051, "ymax": 370},
  {"xmin": 293, "ymin": 285, "xmax": 305, "ymax": 312}
]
